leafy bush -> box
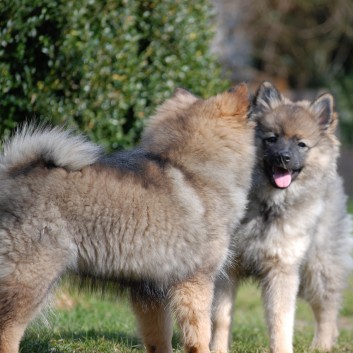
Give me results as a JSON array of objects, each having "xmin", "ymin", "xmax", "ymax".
[{"xmin": 0, "ymin": 0, "xmax": 227, "ymax": 149}]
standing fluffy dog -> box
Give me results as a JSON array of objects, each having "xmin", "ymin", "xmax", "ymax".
[
  {"xmin": 211, "ymin": 82, "xmax": 353, "ymax": 353},
  {"xmin": 0, "ymin": 84, "xmax": 255, "ymax": 353}
]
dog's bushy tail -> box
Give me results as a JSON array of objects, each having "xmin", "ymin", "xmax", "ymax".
[{"xmin": 0, "ymin": 124, "xmax": 102, "ymax": 176}]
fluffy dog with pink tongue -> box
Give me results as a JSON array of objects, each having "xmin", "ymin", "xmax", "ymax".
[{"xmin": 211, "ymin": 81, "xmax": 353, "ymax": 353}]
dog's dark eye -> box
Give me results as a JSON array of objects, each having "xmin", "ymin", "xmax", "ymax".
[
  {"xmin": 298, "ymin": 142, "xmax": 307, "ymax": 148},
  {"xmin": 265, "ymin": 136, "xmax": 277, "ymax": 143}
]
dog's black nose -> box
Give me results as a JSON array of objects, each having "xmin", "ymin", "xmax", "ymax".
[
  {"xmin": 274, "ymin": 151, "xmax": 291, "ymax": 165},
  {"xmin": 281, "ymin": 152, "xmax": 291, "ymax": 163}
]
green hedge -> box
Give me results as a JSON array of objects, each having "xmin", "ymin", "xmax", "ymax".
[{"xmin": 0, "ymin": 0, "xmax": 228, "ymax": 149}]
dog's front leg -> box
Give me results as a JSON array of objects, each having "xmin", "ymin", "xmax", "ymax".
[
  {"xmin": 171, "ymin": 273, "xmax": 214, "ymax": 353},
  {"xmin": 261, "ymin": 268, "xmax": 300, "ymax": 353}
]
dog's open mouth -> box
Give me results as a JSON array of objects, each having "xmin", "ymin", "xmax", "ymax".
[
  {"xmin": 273, "ymin": 167, "xmax": 292, "ymax": 188},
  {"xmin": 266, "ymin": 165, "xmax": 301, "ymax": 189}
]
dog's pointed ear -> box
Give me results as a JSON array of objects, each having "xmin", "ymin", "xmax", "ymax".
[
  {"xmin": 154, "ymin": 88, "xmax": 198, "ymax": 120},
  {"xmin": 171, "ymin": 87, "xmax": 198, "ymax": 105},
  {"xmin": 251, "ymin": 81, "xmax": 283, "ymax": 118},
  {"xmin": 218, "ymin": 83, "xmax": 250, "ymax": 117},
  {"xmin": 165, "ymin": 87, "xmax": 198, "ymax": 107},
  {"xmin": 309, "ymin": 93, "xmax": 335, "ymax": 130},
  {"xmin": 173, "ymin": 88, "xmax": 194, "ymax": 98}
]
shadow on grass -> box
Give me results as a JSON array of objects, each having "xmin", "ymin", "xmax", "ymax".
[
  {"xmin": 21, "ymin": 328, "xmax": 184, "ymax": 353},
  {"xmin": 21, "ymin": 329, "xmax": 141, "ymax": 353}
]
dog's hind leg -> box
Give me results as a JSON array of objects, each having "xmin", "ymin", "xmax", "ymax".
[
  {"xmin": 0, "ymin": 261, "xmax": 63, "ymax": 353},
  {"xmin": 0, "ymin": 323, "xmax": 27, "ymax": 353},
  {"xmin": 0, "ymin": 227, "xmax": 73, "ymax": 353},
  {"xmin": 210, "ymin": 275, "xmax": 237, "ymax": 353},
  {"xmin": 131, "ymin": 297, "xmax": 173, "ymax": 353},
  {"xmin": 300, "ymin": 251, "xmax": 348, "ymax": 351},
  {"xmin": 171, "ymin": 273, "xmax": 214, "ymax": 353},
  {"xmin": 303, "ymin": 269, "xmax": 342, "ymax": 351},
  {"xmin": 0, "ymin": 276, "xmax": 53, "ymax": 353},
  {"xmin": 309, "ymin": 299, "xmax": 339, "ymax": 352}
]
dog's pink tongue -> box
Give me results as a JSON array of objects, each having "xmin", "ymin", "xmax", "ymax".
[{"xmin": 273, "ymin": 169, "xmax": 292, "ymax": 188}]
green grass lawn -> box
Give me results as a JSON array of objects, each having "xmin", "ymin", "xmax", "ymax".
[{"xmin": 21, "ymin": 275, "xmax": 353, "ymax": 353}]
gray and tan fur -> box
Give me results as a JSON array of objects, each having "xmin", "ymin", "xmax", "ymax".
[
  {"xmin": 0, "ymin": 84, "xmax": 255, "ymax": 353},
  {"xmin": 211, "ymin": 82, "xmax": 353, "ymax": 353}
]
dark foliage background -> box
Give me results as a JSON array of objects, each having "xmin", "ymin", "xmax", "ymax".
[{"xmin": 0, "ymin": 0, "xmax": 227, "ymax": 149}]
